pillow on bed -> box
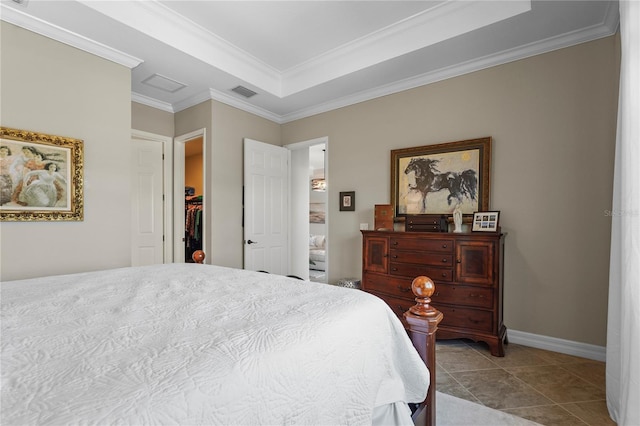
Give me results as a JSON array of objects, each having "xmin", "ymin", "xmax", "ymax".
[{"xmin": 309, "ymin": 234, "xmax": 326, "ymax": 249}]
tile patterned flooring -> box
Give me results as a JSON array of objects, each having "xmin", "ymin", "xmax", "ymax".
[{"xmin": 436, "ymin": 339, "xmax": 615, "ymax": 426}]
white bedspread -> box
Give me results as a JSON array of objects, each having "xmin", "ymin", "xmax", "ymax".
[{"xmin": 1, "ymin": 263, "xmax": 428, "ymax": 425}]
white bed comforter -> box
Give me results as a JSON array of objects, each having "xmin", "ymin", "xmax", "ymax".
[{"xmin": 1, "ymin": 264, "xmax": 428, "ymax": 425}]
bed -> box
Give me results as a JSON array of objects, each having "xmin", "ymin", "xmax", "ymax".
[
  {"xmin": 309, "ymin": 234, "xmax": 326, "ymax": 271},
  {"xmin": 1, "ymin": 261, "xmax": 441, "ymax": 425}
]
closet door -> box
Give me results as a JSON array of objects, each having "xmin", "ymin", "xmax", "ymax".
[{"xmin": 131, "ymin": 138, "xmax": 164, "ymax": 266}]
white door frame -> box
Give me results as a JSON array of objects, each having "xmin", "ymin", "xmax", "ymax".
[
  {"xmin": 131, "ymin": 129, "xmax": 174, "ymax": 263},
  {"xmin": 285, "ymin": 136, "xmax": 329, "ymax": 280},
  {"xmin": 174, "ymin": 128, "xmax": 206, "ymax": 263}
]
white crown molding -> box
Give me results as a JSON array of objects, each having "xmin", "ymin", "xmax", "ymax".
[
  {"xmin": 282, "ymin": 0, "xmax": 531, "ymax": 97},
  {"xmin": 603, "ymin": 0, "xmax": 621, "ymax": 32},
  {"xmin": 134, "ymin": 10, "xmax": 619, "ymax": 126},
  {"xmin": 0, "ymin": 3, "xmax": 142, "ymax": 69},
  {"xmin": 508, "ymin": 329, "xmax": 606, "ymax": 362},
  {"xmin": 280, "ymin": 15, "xmax": 619, "ymax": 124},
  {"xmin": 205, "ymin": 89, "xmax": 283, "ymax": 123},
  {"xmin": 78, "ymin": 0, "xmax": 283, "ymax": 97},
  {"xmin": 75, "ymin": 0, "xmax": 532, "ymax": 98},
  {"xmin": 129, "ymin": 4, "xmax": 619, "ymax": 124},
  {"xmin": 166, "ymin": 88, "xmax": 282, "ymax": 124},
  {"xmin": 131, "ymin": 93, "xmax": 175, "ymax": 113}
]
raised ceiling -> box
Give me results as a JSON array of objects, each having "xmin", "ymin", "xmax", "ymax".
[{"xmin": 1, "ymin": 1, "xmax": 618, "ymax": 123}]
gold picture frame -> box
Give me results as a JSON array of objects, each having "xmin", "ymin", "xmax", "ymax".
[
  {"xmin": 1, "ymin": 127, "xmax": 84, "ymax": 221},
  {"xmin": 391, "ymin": 137, "xmax": 491, "ymax": 217}
]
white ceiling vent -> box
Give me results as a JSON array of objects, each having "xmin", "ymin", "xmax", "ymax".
[
  {"xmin": 231, "ymin": 85, "xmax": 257, "ymax": 98},
  {"xmin": 141, "ymin": 74, "xmax": 187, "ymax": 93}
]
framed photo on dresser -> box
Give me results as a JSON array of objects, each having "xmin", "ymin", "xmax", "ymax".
[{"xmin": 472, "ymin": 211, "xmax": 500, "ymax": 232}]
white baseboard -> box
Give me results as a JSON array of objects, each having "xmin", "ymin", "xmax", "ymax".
[{"xmin": 507, "ymin": 329, "xmax": 606, "ymax": 362}]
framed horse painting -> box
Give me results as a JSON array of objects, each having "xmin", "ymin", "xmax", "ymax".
[{"xmin": 391, "ymin": 137, "xmax": 491, "ymax": 218}]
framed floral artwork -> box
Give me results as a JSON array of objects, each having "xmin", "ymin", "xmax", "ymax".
[{"xmin": 0, "ymin": 127, "xmax": 84, "ymax": 221}]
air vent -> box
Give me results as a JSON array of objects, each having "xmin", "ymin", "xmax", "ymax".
[
  {"xmin": 231, "ymin": 85, "xmax": 257, "ymax": 98},
  {"xmin": 141, "ymin": 74, "xmax": 187, "ymax": 93}
]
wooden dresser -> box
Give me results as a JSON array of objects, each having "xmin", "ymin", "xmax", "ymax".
[{"xmin": 361, "ymin": 230, "xmax": 506, "ymax": 356}]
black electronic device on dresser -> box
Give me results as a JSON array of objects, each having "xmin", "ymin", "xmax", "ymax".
[
  {"xmin": 361, "ymin": 230, "xmax": 507, "ymax": 356},
  {"xmin": 404, "ymin": 214, "xmax": 449, "ymax": 232}
]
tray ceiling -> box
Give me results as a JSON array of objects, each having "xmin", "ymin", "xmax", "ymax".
[{"xmin": 1, "ymin": 1, "xmax": 619, "ymax": 123}]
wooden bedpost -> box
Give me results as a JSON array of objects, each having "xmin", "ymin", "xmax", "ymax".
[
  {"xmin": 404, "ymin": 276, "xmax": 443, "ymax": 426},
  {"xmin": 192, "ymin": 250, "xmax": 205, "ymax": 264}
]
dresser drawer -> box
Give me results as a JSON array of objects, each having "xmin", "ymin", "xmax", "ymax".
[
  {"xmin": 390, "ymin": 238, "xmax": 453, "ymax": 252},
  {"xmin": 433, "ymin": 304, "xmax": 493, "ymax": 333},
  {"xmin": 390, "ymin": 250, "xmax": 453, "ymax": 267},
  {"xmin": 390, "ymin": 261, "xmax": 454, "ymax": 279},
  {"xmin": 432, "ymin": 284, "xmax": 494, "ymax": 309},
  {"xmin": 406, "ymin": 223, "xmax": 441, "ymax": 232},
  {"xmin": 363, "ymin": 273, "xmax": 414, "ymax": 299}
]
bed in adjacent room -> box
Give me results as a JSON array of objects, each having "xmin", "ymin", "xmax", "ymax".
[
  {"xmin": 309, "ymin": 234, "xmax": 326, "ymax": 271},
  {"xmin": 1, "ymin": 262, "xmax": 440, "ymax": 425}
]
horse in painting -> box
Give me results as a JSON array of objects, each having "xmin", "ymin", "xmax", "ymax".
[{"xmin": 404, "ymin": 157, "xmax": 477, "ymax": 213}]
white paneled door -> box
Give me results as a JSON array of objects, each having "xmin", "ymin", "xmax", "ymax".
[
  {"xmin": 131, "ymin": 138, "xmax": 164, "ymax": 266},
  {"xmin": 243, "ymin": 139, "xmax": 289, "ymax": 274}
]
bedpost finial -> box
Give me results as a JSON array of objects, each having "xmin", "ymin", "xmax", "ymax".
[
  {"xmin": 192, "ymin": 250, "xmax": 205, "ymax": 264},
  {"xmin": 409, "ymin": 276, "xmax": 438, "ymax": 317}
]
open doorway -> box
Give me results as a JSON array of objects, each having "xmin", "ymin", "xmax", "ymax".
[
  {"xmin": 174, "ymin": 129, "xmax": 206, "ymax": 263},
  {"xmin": 308, "ymin": 145, "xmax": 326, "ymax": 282},
  {"xmin": 184, "ymin": 138, "xmax": 203, "ymax": 262},
  {"xmin": 286, "ymin": 137, "xmax": 328, "ymax": 283}
]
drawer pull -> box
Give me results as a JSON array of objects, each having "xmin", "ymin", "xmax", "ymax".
[
  {"xmin": 469, "ymin": 293, "xmax": 485, "ymax": 299},
  {"xmin": 397, "ymin": 285, "xmax": 411, "ymax": 293},
  {"xmin": 468, "ymin": 318, "xmax": 480, "ymax": 324},
  {"xmin": 393, "ymin": 241, "xmax": 399, "ymax": 245},
  {"xmin": 441, "ymin": 272, "xmax": 448, "ymax": 277},
  {"xmin": 457, "ymin": 259, "xmax": 462, "ymax": 263},
  {"xmin": 442, "ymin": 258, "xmax": 448, "ymax": 263},
  {"xmin": 392, "ymin": 255, "xmax": 398, "ymax": 258},
  {"xmin": 442, "ymin": 244, "xmax": 448, "ymax": 248},
  {"xmin": 434, "ymin": 292, "xmax": 440, "ymax": 297},
  {"xmin": 392, "ymin": 267, "xmax": 398, "ymax": 271}
]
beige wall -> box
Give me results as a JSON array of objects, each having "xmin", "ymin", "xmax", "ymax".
[
  {"xmin": 282, "ymin": 36, "xmax": 619, "ymax": 346},
  {"xmin": 209, "ymin": 101, "xmax": 281, "ymax": 268},
  {"xmin": 1, "ymin": 22, "xmax": 132, "ymax": 281},
  {"xmin": 172, "ymin": 100, "xmax": 281, "ymax": 268},
  {"xmin": 131, "ymin": 102, "xmax": 174, "ymax": 137}
]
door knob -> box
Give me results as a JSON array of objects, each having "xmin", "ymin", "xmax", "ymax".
[{"xmin": 247, "ymin": 240, "xmax": 257, "ymax": 244}]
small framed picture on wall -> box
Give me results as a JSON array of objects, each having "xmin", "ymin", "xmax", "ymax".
[
  {"xmin": 472, "ymin": 211, "xmax": 500, "ymax": 232},
  {"xmin": 339, "ymin": 191, "xmax": 355, "ymax": 211}
]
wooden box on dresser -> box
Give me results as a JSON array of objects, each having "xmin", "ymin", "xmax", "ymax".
[{"xmin": 361, "ymin": 230, "xmax": 507, "ymax": 356}]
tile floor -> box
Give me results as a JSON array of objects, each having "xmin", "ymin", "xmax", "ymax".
[{"xmin": 436, "ymin": 339, "xmax": 615, "ymax": 426}]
